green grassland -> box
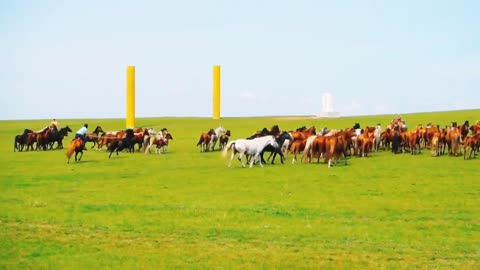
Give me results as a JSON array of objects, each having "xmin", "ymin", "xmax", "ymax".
[{"xmin": 1, "ymin": 109, "xmax": 479, "ymax": 269}]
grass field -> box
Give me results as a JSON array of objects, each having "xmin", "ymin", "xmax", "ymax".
[{"xmin": 1, "ymin": 109, "xmax": 479, "ymax": 269}]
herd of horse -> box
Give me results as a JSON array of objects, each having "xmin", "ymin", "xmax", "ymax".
[
  {"xmin": 12, "ymin": 125, "xmax": 174, "ymax": 163},
  {"xmin": 13, "ymin": 120, "xmax": 480, "ymax": 165},
  {"xmin": 219, "ymin": 120, "xmax": 480, "ymax": 168}
]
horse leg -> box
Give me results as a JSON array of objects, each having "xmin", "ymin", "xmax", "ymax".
[
  {"xmin": 78, "ymin": 151, "xmax": 83, "ymax": 161},
  {"xmin": 266, "ymin": 151, "xmax": 274, "ymax": 162},
  {"xmin": 251, "ymin": 153, "xmax": 261, "ymax": 168},
  {"xmin": 228, "ymin": 150, "xmax": 235, "ymax": 167},
  {"xmin": 238, "ymin": 153, "xmax": 246, "ymax": 167}
]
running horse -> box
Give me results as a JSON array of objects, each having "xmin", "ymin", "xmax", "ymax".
[
  {"xmin": 14, "ymin": 129, "xmax": 33, "ymax": 152},
  {"xmin": 210, "ymin": 126, "xmax": 226, "ymax": 151},
  {"xmin": 155, "ymin": 133, "xmax": 174, "ymax": 154},
  {"xmin": 48, "ymin": 126, "xmax": 73, "ymax": 150},
  {"xmin": 197, "ymin": 129, "xmax": 216, "ymax": 152},
  {"xmin": 85, "ymin": 126, "xmax": 105, "ymax": 149},
  {"xmin": 218, "ymin": 130, "xmax": 231, "ymax": 150},
  {"xmin": 222, "ymin": 135, "xmax": 279, "ymax": 168},
  {"xmin": 107, "ymin": 129, "xmax": 135, "ymax": 158},
  {"xmin": 463, "ymin": 132, "xmax": 480, "ymax": 160},
  {"xmin": 66, "ymin": 138, "xmax": 85, "ymax": 163}
]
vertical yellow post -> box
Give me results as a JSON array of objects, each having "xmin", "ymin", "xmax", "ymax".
[
  {"xmin": 213, "ymin": 65, "xmax": 221, "ymax": 119},
  {"xmin": 126, "ymin": 66, "xmax": 135, "ymax": 129}
]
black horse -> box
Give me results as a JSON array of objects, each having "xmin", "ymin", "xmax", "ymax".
[
  {"xmin": 108, "ymin": 129, "xmax": 135, "ymax": 158},
  {"xmin": 263, "ymin": 132, "xmax": 292, "ymax": 164},
  {"xmin": 14, "ymin": 129, "xmax": 33, "ymax": 152},
  {"xmin": 49, "ymin": 126, "xmax": 73, "ymax": 149}
]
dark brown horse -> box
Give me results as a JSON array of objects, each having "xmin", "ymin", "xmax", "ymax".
[
  {"xmin": 218, "ymin": 130, "xmax": 231, "ymax": 150},
  {"xmin": 85, "ymin": 126, "xmax": 105, "ymax": 149},
  {"xmin": 14, "ymin": 129, "xmax": 33, "ymax": 152}
]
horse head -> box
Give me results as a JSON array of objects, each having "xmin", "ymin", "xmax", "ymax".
[
  {"xmin": 269, "ymin": 125, "xmax": 280, "ymax": 136},
  {"xmin": 296, "ymin": 126, "xmax": 306, "ymax": 132},
  {"xmin": 306, "ymin": 126, "xmax": 316, "ymax": 135},
  {"xmin": 94, "ymin": 126, "xmax": 104, "ymax": 134},
  {"xmin": 125, "ymin": 129, "xmax": 135, "ymax": 138}
]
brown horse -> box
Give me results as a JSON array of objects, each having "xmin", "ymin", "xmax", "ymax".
[
  {"xmin": 291, "ymin": 126, "xmax": 316, "ymax": 142},
  {"xmin": 424, "ymin": 124, "xmax": 440, "ymax": 149},
  {"xmin": 430, "ymin": 132, "xmax": 440, "ymax": 157},
  {"xmin": 218, "ymin": 130, "xmax": 231, "ymax": 150},
  {"xmin": 97, "ymin": 130, "xmax": 126, "ymax": 150},
  {"xmin": 35, "ymin": 127, "xmax": 52, "ymax": 151},
  {"xmin": 311, "ymin": 135, "xmax": 326, "ymax": 163},
  {"xmin": 408, "ymin": 128, "xmax": 421, "ymax": 155},
  {"xmin": 197, "ymin": 129, "xmax": 215, "ymax": 152},
  {"xmin": 463, "ymin": 133, "xmax": 480, "ymax": 160},
  {"xmin": 324, "ymin": 132, "xmax": 347, "ymax": 168},
  {"xmin": 85, "ymin": 126, "xmax": 105, "ymax": 149},
  {"xmin": 356, "ymin": 128, "xmax": 373, "ymax": 157},
  {"xmin": 290, "ymin": 139, "xmax": 306, "ymax": 164},
  {"xmin": 445, "ymin": 126, "xmax": 462, "ymax": 156},
  {"xmin": 66, "ymin": 138, "xmax": 84, "ymax": 163},
  {"xmin": 470, "ymin": 123, "xmax": 480, "ymax": 135}
]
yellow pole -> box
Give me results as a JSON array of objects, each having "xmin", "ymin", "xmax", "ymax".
[
  {"xmin": 126, "ymin": 66, "xmax": 135, "ymax": 129},
  {"xmin": 213, "ymin": 65, "xmax": 221, "ymax": 119}
]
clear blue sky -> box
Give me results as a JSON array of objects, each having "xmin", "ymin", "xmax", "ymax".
[{"xmin": 1, "ymin": 0, "xmax": 479, "ymax": 120}]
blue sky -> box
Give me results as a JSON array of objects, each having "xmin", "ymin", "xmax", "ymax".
[{"xmin": 1, "ymin": 0, "xmax": 479, "ymax": 120}]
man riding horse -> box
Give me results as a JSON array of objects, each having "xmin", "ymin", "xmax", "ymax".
[{"xmin": 75, "ymin": 124, "xmax": 89, "ymax": 150}]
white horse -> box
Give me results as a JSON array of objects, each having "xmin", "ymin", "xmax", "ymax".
[
  {"xmin": 210, "ymin": 126, "xmax": 226, "ymax": 151},
  {"xmin": 222, "ymin": 135, "xmax": 279, "ymax": 168}
]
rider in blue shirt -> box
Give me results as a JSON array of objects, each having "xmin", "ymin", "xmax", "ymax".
[{"xmin": 75, "ymin": 124, "xmax": 89, "ymax": 148}]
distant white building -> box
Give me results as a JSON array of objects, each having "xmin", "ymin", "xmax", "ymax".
[{"xmin": 317, "ymin": 92, "xmax": 340, "ymax": 118}]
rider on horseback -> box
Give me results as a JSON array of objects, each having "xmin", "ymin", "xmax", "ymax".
[{"xmin": 75, "ymin": 124, "xmax": 89, "ymax": 150}]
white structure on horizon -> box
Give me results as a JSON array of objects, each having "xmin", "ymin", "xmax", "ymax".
[{"xmin": 318, "ymin": 92, "xmax": 340, "ymax": 118}]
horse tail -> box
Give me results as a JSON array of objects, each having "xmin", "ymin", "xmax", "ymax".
[
  {"xmin": 66, "ymin": 139, "xmax": 79, "ymax": 163},
  {"xmin": 222, "ymin": 140, "xmax": 235, "ymax": 158},
  {"xmin": 196, "ymin": 135, "xmax": 203, "ymax": 146},
  {"xmin": 14, "ymin": 136, "xmax": 18, "ymax": 152}
]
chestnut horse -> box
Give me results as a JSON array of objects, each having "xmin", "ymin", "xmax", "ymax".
[
  {"xmin": 324, "ymin": 132, "xmax": 347, "ymax": 168},
  {"xmin": 197, "ymin": 129, "xmax": 215, "ymax": 152},
  {"xmin": 291, "ymin": 126, "xmax": 316, "ymax": 142},
  {"xmin": 408, "ymin": 128, "xmax": 422, "ymax": 155},
  {"xmin": 445, "ymin": 126, "xmax": 462, "ymax": 156},
  {"xmin": 66, "ymin": 138, "xmax": 84, "ymax": 163},
  {"xmin": 463, "ymin": 133, "xmax": 480, "ymax": 160}
]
